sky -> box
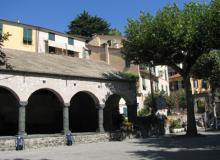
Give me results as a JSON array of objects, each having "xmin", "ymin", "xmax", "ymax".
[{"xmin": 1, "ymin": 0, "xmax": 211, "ymax": 34}]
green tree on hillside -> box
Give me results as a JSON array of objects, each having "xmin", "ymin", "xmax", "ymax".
[
  {"xmin": 67, "ymin": 11, "xmax": 110, "ymax": 37},
  {"xmin": 109, "ymin": 28, "xmax": 122, "ymax": 36}
]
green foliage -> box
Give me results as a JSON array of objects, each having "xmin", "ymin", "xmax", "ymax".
[
  {"xmin": 0, "ymin": 32, "xmax": 10, "ymax": 65},
  {"xmin": 120, "ymin": 72, "xmax": 139, "ymax": 80},
  {"xmin": 192, "ymin": 50, "xmax": 220, "ymax": 88},
  {"xmin": 144, "ymin": 91, "xmax": 168, "ymax": 108},
  {"xmin": 170, "ymin": 119, "xmax": 182, "ymax": 129},
  {"xmin": 166, "ymin": 89, "xmax": 186, "ymax": 110},
  {"xmin": 122, "ymin": 1, "xmax": 219, "ymax": 74},
  {"xmin": 138, "ymin": 107, "xmax": 150, "ymax": 117},
  {"xmin": 197, "ymin": 100, "xmax": 206, "ymax": 113},
  {"xmin": 67, "ymin": 11, "xmax": 110, "ymax": 37},
  {"xmin": 122, "ymin": 0, "xmax": 220, "ymax": 135},
  {"xmin": 109, "ymin": 28, "xmax": 122, "ymax": 36}
]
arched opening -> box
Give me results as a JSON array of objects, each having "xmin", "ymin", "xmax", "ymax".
[
  {"xmin": 26, "ymin": 89, "xmax": 63, "ymax": 134},
  {"xmin": 69, "ymin": 91, "xmax": 98, "ymax": 132},
  {"xmin": 104, "ymin": 94, "xmax": 128, "ymax": 131},
  {"xmin": 0, "ymin": 86, "xmax": 19, "ymax": 136}
]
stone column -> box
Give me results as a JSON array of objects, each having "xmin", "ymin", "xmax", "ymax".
[
  {"xmin": 127, "ymin": 103, "xmax": 138, "ymax": 123},
  {"xmin": 97, "ymin": 104, "xmax": 105, "ymax": 132},
  {"xmin": 18, "ymin": 101, "xmax": 27, "ymax": 135},
  {"xmin": 63, "ymin": 103, "xmax": 70, "ymax": 134}
]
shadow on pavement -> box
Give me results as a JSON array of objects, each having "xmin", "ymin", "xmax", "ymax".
[{"xmin": 128, "ymin": 132, "xmax": 220, "ymax": 160}]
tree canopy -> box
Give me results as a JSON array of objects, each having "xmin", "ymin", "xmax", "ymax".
[
  {"xmin": 109, "ymin": 28, "xmax": 122, "ymax": 36},
  {"xmin": 192, "ymin": 50, "xmax": 220, "ymax": 89},
  {"xmin": 67, "ymin": 11, "xmax": 110, "ymax": 37},
  {"xmin": 122, "ymin": 0, "xmax": 220, "ymax": 136}
]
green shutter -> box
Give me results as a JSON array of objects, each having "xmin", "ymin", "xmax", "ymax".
[
  {"xmin": 0, "ymin": 23, "xmax": 2, "ymax": 35},
  {"xmin": 68, "ymin": 37, "xmax": 74, "ymax": 45},
  {"xmin": 23, "ymin": 28, "xmax": 32, "ymax": 45},
  {"xmin": 49, "ymin": 32, "xmax": 55, "ymax": 41}
]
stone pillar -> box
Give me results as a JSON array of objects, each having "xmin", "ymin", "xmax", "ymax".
[
  {"xmin": 63, "ymin": 103, "xmax": 70, "ymax": 134},
  {"xmin": 97, "ymin": 104, "xmax": 105, "ymax": 132},
  {"xmin": 18, "ymin": 101, "xmax": 27, "ymax": 135},
  {"xmin": 127, "ymin": 103, "xmax": 138, "ymax": 123}
]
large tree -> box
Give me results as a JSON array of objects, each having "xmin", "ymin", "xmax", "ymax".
[
  {"xmin": 67, "ymin": 11, "xmax": 110, "ymax": 37},
  {"xmin": 122, "ymin": 0, "xmax": 220, "ymax": 135}
]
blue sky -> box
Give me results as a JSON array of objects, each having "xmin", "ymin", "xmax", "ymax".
[{"xmin": 1, "ymin": 0, "xmax": 211, "ymax": 33}]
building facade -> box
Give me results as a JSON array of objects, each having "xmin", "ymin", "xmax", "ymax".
[
  {"xmin": 0, "ymin": 19, "xmax": 89, "ymax": 58},
  {"xmin": 87, "ymin": 35, "xmax": 170, "ymax": 111},
  {"xmin": 0, "ymin": 20, "xmax": 138, "ymax": 136}
]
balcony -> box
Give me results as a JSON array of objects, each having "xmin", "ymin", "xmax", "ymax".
[{"xmin": 139, "ymin": 65, "xmax": 158, "ymax": 82}]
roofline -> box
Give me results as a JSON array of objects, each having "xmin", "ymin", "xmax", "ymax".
[
  {"xmin": 0, "ymin": 19, "xmax": 86, "ymax": 42},
  {"xmin": 0, "ymin": 69, "xmax": 135, "ymax": 83}
]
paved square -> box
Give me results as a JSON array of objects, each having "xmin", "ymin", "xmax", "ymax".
[{"xmin": 1, "ymin": 131, "xmax": 220, "ymax": 160}]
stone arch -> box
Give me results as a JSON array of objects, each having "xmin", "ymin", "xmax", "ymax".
[
  {"xmin": 27, "ymin": 88, "xmax": 64, "ymax": 105},
  {"xmin": 0, "ymin": 85, "xmax": 20, "ymax": 102},
  {"xmin": 26, "ymin": 88, "xmax": 64, "ymax": 134},
  {"xmin": 0, "ymin": 85, "xmax": 19, "ymax": 136},
  {"xmin": 69, "ymin": 91, "xmax": 99, "ymax": 132},
  {"xmin": 103, "ymin": 93, "xmax": 130, "ymax": 131}
]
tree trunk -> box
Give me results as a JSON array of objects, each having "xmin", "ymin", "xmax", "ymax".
[
  {"xmin": 183, "ymin": 75, "xmax": 198, "ymax": 136},
  {"xmin": 211, "ymin": 85, "xmax": 218, "ymax": 130}
]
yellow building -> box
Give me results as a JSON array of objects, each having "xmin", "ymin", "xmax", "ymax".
[
  {"xmin": 0, "ymin": 19, "xmax": 37, "ymax": 52},
  {"xmin": 168, "ymin": 67, "xmax": 210, "ymax": 94}
]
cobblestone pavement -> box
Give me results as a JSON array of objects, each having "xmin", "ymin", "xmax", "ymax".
[{"xmin": 1, "ymin": 131, "xmax": 220, "ymax": 160}]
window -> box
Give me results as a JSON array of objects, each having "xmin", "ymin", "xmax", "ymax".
[
  {"xmin": 164, "ymin": 70, "xmax": 168, "ymax": 80},
  {"xmin": 193, "ymin": 80, "xmax": 198, "ymax": 88},
  {"xmin": 202, "ymin": 80, "xmax": 208, "ymax": 89},
  {"xmin": 68, "ymin": 37, "xmax": 74, "ymax": 45},
  {"xmin": 181, "ymin": 80, "xmax": 185, "ymax": 88},
  {"xmin": 67, "ymin": 50, "xmax": 75, "ymax": 57},
  {"xmin": 175, "ymin": 81, "xmax": 179, "ymax": 90},
  {"xmin": 0, "ymin": 23, "xmax": 2, "ymax": 35},
  {"xmin": 142, "ymin": 78, "xmax": 146, "ymax": 90},
  {"xmin": 23, "ymin": 28, "xmax": 32, "ymax": 45},
  {"xmin": 49, "ymin": 32, "xmax": 55, "ymax": 41},
  {"xmin": 161, "ymin": 84, "xmax": 164, "ymax": 91},
  {"xmin": 125, "ymin": 59, "xmax": 130, "ymax": 68},
  {"xmin": 49, "ymin": 46, "xmax": 55, "ymax": 54},
  {"xmin": 123, "ymin": 107, "xmax": 128, "ymax": 117}
]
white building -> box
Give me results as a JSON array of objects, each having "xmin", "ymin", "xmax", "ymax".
[{"xmin": 37, "ymin": 28, "xmax": 89, "ymax": 58}]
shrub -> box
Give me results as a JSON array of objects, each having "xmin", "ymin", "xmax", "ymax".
[{"xmin": 170, "ymin": 119, "xmax": 182, "ymax": 129}]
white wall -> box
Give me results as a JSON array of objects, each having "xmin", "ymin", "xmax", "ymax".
[
  {"xmin": 0, "ymin": 72, "xmax": 137, "ymax": 106},
  {"xmin": 38, "ymin": 31, "xmax": 86, "ymax": 58}
]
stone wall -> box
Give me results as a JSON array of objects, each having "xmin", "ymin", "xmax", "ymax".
[
  {"xmin": 0, "ymin": 133, "xmax": 110, "ymax": 151},
  {"xmin": 0, "ymin": 72, "xmax": 137, "ymax": 105}
]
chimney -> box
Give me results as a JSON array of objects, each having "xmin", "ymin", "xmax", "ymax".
[{"xmin": 104, "ymin": 43, "xmax": 110, "ymax": 64}]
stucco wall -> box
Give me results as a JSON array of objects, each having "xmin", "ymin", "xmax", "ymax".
[
  {"xmin": 2, "ymin": 24, "xmax": 36, "ymax": 52},
  {"xmin": 38, "ymin": 31, "xmax": 85, "ymax": 57},
  {"xmin": 0, "ymin": 72, "xmax": 137, "ymax": 106}
]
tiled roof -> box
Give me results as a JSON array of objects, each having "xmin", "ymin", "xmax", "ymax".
[{"xmin": 0, "ymin": 48, "xmax": 126, "ymax": 80}]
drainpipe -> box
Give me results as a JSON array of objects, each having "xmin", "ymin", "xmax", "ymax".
[{"xmin": 36, "ymin": 27, "xmax": 40, "ymax": 53}]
